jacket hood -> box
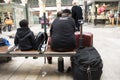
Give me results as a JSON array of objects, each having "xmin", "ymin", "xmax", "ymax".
[{"xmin": 16, "ymin": 27, "xmax": 31, "ymax": 38}]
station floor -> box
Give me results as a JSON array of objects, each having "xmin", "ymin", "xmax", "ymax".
[{"xmin": 0, "ymin": 23, "xmax": 120, "ymax": 80}]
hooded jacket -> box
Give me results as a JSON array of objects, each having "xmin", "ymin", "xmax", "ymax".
[{"xmin": 14, "ymin": 27, "xmax": 35, "ymax": 51}]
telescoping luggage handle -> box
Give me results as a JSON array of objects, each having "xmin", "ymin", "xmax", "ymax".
[{"xmin": 78, "ymin": 19, "xmax": 84, "ymax": 49}]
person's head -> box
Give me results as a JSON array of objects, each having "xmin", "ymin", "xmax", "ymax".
[
  {"xmin": 62, "ymin": 9, "xmax": 71, "ymax": 17},
  {"xmin": 19, "ymin": 19, "xmax": 28, "ymax": 28},
  {"xmin": 72, "ymin": 1, "xmax": 79, "ymax": 6},
  {"xmin": 57, "ymin": 11, "xmax": 62, "ymax": 17}
]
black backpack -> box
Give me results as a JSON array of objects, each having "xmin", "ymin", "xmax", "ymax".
[
  {"xmin": 71, "ymin": 47, "xmax": 103, "ymax": 80},
  {"xmin": 34, "ymin": 32, "xmax": 48, "ymax": 51}
]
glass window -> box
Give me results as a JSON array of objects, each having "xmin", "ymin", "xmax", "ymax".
[
  {"xmin": 46, "ymin": 0, "xmax": 56, "ymax": 7},
  {"xmin": 0, "ymin": 0, "xmax": 4, "ymax": 3},
  {"xmin": 12, "ymin": 0, "xmax": 21, "ymax": 4},
  {"xmin": 61, "ymin": 0, "xmax": 72, "ymax": 6},
  {"xmin": 28, "ymin": 0, "xmax": 39, "ymax": 8}
]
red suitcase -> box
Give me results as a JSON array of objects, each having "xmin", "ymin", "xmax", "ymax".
[{"xmin": 75, "ymin": 32, "xmax": 93, "ymax": 48}]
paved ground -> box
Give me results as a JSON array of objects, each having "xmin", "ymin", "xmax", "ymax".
[{"xmin": 0, "ymin": 23, "xmax": 120, "ymax": 80}]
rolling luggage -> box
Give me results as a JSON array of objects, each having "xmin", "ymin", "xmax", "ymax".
[
  {"xmin": 71, "ymin": 47, "xmax": 103, "ymax": 80},
  {"xmin": 75, "ymin": 20, "xmax": 93, "ymax": 48},
  {"xmin": 75, "ymin": 32, "xmax": 93, "ymax": 48}
]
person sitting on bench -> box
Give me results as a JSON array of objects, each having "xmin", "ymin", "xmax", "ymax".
[
  {"xmin": 14, "ymin": 19, "xmax": 35, "ymax": 51},
  {"xmin": 48, "ymin": 9, "xmax": 76, "ymax": 64},
  {"xmin": 50, "ymin": 9, "xmax": 76, "ymax": 51}
]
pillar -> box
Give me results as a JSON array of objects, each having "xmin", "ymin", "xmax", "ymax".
[
  {"xmin": 38, "ymin": 0, "xmax": 46, "ymax": 17},
  {"xmin": 4, "ymin": 0, "xmax": 11, "ymax": 3},
  {"xmin": 56, "ymin": 0, "xmax": 61, "ymax": 12},
  {"xmin": 116, "ymin": 1, "xmax": 120, "ymax": 26},
  {"xmin": 21, "ymin": 0, "xmax": 28, "ymax": 20}
]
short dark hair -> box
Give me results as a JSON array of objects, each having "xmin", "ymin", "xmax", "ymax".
[
  {"xmin": 57, "ymin": 11, "xmax": 62, "ymax": 17},
  {"xmin": 62, "ymin": 9, "xmax": 71, "ymax": 14},
  {"xmin": 19, "ymin": 19, "xmax": 28, "ymax": 28}
]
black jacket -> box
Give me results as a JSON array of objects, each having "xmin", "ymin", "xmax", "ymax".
[
  {"xmin": 71, "ymin": 6, "xmax": 83, "ymax": 24},
  {"xmin": 14, "ymin": 27, "xmax": 35, "ymax": 51},
  {"xmin": 50, "ymin": 17, "xmax": 76, "ymax": 51}
]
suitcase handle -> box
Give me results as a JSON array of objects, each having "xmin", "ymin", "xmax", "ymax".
[{"xmin": 78, "ymin": 19, "xmax": 84, "ymax": 49}]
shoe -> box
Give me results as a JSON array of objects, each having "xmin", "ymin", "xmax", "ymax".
[
  {"xmin": 25, "ymin": 56, "xmax": 28, "ymax": 59},
  {"xmin": 33, "ymin": 56, "xmax": 38, "ymax": 59}
]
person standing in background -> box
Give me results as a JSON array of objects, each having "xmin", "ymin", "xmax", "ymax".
[
  {"xmin": 4, "ymin": 17, "xmax": 13, "ymax": 31},
  {"xmin": 109, "ymin": 9, "xmax": 115, "ymax": 26},
  {"xmin": 71, "ymin": 1, "xmax": 83, "ymax": 31},
  {"xmin": 0, "ymin": 17, "xmax": 2, "ymax": 33}
]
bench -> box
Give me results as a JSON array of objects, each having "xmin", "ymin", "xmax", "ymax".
[{"xmin": 0, "ymin": 45, "xmax": 75, "ymax": 72}]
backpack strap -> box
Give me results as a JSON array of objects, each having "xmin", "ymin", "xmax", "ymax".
[
  {"xmin": 38, "ymin": 32, "xmax": 48, "ymax": 51},
  {"xmin": 87, "ymin": 66, "xmax": 92, "ymax": 80}
]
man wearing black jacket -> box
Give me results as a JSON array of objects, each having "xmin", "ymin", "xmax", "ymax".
[
  {"xmin": 50, "ymin": 9, "xmax": 76, "ymax": 52},
  {"xmin": 71, "ymin": 1, "xmax": 83, "ymax": 31}
]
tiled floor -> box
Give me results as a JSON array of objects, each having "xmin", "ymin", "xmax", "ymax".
[{"xmin": 0, "ymin": 24, "xmax": 120, "ymax": 80}]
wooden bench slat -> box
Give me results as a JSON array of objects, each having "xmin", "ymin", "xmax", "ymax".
[
  {"xmin": 44, "ymin": 46, "xmax": 76, "ymax": 55},
  {"xmin": 0, "ymin": 46, "xmax": 9, "ymax": 52},
  {"xmin": 0, "ymin": 45, "xmax": 76, "ymax": 57}
]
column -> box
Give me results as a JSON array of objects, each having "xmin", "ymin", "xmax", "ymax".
[
  {"xmin": 21, "ymin": 0, "xmax": 28, "ymax": 20},
  {"xmin": 56, "ymin": 0, "xmax": 61, "ymax": 12},
  {"xmin": 38, "ymin": 0, "xmax": 46, "ymax": 17},
  {"xmin": 116, "ymin": 1, "xmax": 120, "ymax": 26},
  {"xmin": 91, "ymin": 2, "xmax": 96, "ymax": 25},
  {"xmin": 4, "ymin": 0, "xmax": 10, "ymax": 3},
  {"xmin": 84, "ymin": 0, "xmax": 87, "ymax": 22},
  {"xmin": 21, "ymin": 0, "xmax": 26, "ymax": 6},
  {"xmin": 38, "ymin": 0, "xmax": 47, "ymax": 33}
]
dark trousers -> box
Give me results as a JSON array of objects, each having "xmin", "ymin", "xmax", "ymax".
[
  {"xmin": 0, "ymin": 28, "xmax": 1, "ymax": 33},
  {"xmin": 75, "ymin": 22, "xmax": 80, "ymax": 31},
  {"xmin": 7, "ymin": 25, "xmax": 12, "ymax": 31}
]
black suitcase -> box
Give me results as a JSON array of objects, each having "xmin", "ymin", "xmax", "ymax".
[{"xmin": 71, "ymin": 47, "xmax": 103, "ymax": 80}]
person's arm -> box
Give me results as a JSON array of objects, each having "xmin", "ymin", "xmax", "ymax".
[
  {"xmin": 50, "ymin": 24, "xmax": 53, "ymax": 37},
  {"xmin": 14, "ymin": 34, "xmax": 19, "ymax": 46},
  {"xmin": 70, "ymin": 17, "xmax": 76, "ymax": 32},
  {"xmin": 30, "ymin": 32, "xmax": 36, "ymax": 46}
]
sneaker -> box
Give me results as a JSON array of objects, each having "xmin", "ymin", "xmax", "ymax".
[
  {"xmin": 48, "ymin": 59, "xmax": 52, "ymax": 64},
  {"xmin": 33, "ymin": 56, "xmax": 38, "ymax": 59},
  {"xmin": 25, "ymin": 56, "xmax": 28, "ymax": 59}
]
